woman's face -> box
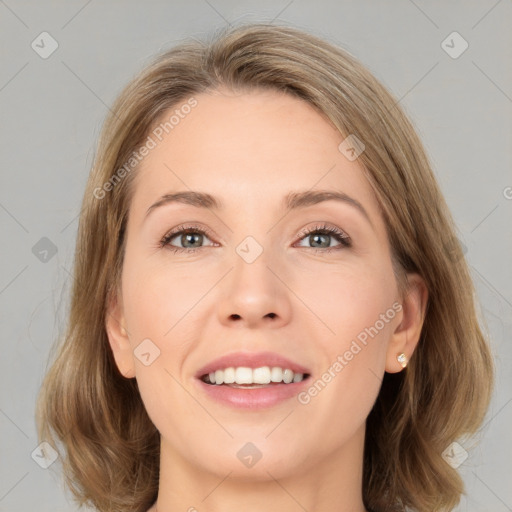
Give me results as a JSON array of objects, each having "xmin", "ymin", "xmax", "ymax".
[{"xmin": 107, "ymin": 88, "xmax": 421, "ymax": 481}]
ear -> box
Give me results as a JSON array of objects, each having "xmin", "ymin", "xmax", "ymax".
[
  {"xmin": 105, "ymin": 287, "xmax": 136, "ymax": 379},
  {"xmin": 385, "ymin": 273, "xmax": 429, "ymax": 373}
]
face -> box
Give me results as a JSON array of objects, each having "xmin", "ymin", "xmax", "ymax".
[{"xmin": 107, "ymin": 87, "xmax": 424, "ymax": 481}]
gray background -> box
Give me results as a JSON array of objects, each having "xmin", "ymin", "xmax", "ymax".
[{"xmin": 1, "ymin": 1, "xmax": 511, "ymax": 511}]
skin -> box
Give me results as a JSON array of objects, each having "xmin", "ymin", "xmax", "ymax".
[{"xmin": 106, "ymin": 87, "xmax": 428, "ymax": 512}]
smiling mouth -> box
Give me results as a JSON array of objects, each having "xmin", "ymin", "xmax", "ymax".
[{"xmin": 200, "ymin": 366, "xmax": 311, "ymax": 387}]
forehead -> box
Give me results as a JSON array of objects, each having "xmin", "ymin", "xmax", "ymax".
[{"xmin": 130, "ymin": 88, "xmax": 381, "ymax": 226}]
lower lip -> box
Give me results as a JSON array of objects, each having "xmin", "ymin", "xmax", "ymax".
[{"xmin": 196, "ymin": 378, "xmax": 310, "ymax": 409}]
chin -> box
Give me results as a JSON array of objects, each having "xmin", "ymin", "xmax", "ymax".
[{"xmin": 181, "ymin": 435, "xmax": 310, "ymax": 482}]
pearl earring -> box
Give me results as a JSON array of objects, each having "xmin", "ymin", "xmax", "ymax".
[{"xmin": 397, "ymin": 352, "xmax": 408, "ymax": 368}]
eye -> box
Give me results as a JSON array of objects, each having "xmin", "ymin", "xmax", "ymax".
[
  {"xmin": 294, "ymin": 223, "xmax": 352, "ymax": 252},
  {"xmin": 159, "ymin": 224, "xmax": 217, "ymax": 253},
  {"xmin": 158, "ymin": 222, "xmax": 352, "ymax": 254}
]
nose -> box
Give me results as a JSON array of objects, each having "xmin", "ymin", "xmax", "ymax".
[{"xmin": 216, "ymin": 248, "xmax": 292, "ymax": 329}]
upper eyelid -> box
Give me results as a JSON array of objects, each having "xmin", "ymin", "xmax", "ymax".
[
  {"xmin": 296, "ymin": 223, "xmax": 349, "ymax": 237},
  {"xmin": 162, "ymin": 223, "xmax": 216, "ymax": 242}
]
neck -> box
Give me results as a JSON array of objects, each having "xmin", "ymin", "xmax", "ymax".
[{"xmin": 150, "ymin": 423, "xmax": 368, "ymax": 512}]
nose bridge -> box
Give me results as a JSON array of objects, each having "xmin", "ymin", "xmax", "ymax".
[{"xmin": 216, "ymin": 233, "xmax": 291, "ymax": 327}]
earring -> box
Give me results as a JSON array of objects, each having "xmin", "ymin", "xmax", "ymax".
[{"xmin": 397, "ymin": 353, "xmax": 408, "ymax": 368}]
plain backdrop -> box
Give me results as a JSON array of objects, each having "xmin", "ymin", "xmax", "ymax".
[{"xmin": 0, "ymin": 1, "xmax": 511, "ymax": 511}]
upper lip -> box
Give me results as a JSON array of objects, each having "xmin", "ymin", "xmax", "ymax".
[{"xmin": 195, "ymin": 351, "xmax": 311, "ymax": 379}]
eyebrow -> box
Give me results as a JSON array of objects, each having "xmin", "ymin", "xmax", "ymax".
[{"xmin": 145, "ymin": 189, "xmax": 372, "ymax": 226}]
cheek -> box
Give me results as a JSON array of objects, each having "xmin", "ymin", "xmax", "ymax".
[
  {"xmin": 120, "ymin": 254, "xmax": 218, "ymax": 411},
  {"xmin": 294, "ymin": 260, "xmax": 395, "ymax": 411},
  {"xmin": 295, "ymin": 260, "xmax": 396, "ymax": 349},
  {"xmin": 121, "ymin": 253, "xmax": 206, "ymax": 340},
  {"xmin": 300, "ymin": 263, "xmax": 396, "ymax": 417},
  {"xmin": 120, "ymin": 258, "xmax": 201, "ymax": 435}
]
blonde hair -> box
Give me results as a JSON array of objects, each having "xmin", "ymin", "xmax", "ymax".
[{"xmin": 36, "ymin": 23, "xmax": 495, "ymax": 512}]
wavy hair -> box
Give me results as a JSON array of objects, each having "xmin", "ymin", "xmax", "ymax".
[{"xmin": 36, "ymin": 23, "xmax": 495, "ymax": 512}]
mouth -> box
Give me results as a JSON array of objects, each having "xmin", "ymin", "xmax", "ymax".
[
  {"xmin": 194, "ymin": 351, "xmax": 312, "ymax": 408},
  {"xmin": 200, "ymin": 366, "xmax": 311, "ymax": 388}
]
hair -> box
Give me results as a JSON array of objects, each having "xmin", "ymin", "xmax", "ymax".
[{"xmin": 36, "ymin": 22, "xmax": 495, "ymax": 512}]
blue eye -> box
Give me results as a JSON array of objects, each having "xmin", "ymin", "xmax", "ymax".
[
  {"xmin": 159, "ymin": 224, "xmax": 216, "ymax": 253},
  {"xmin": 294, "ymin": 223, "xmax": 352, "ymax": 251},
  {"xmin": 159, "ymin": 222, "xmax": 351, "ymax": 254}
]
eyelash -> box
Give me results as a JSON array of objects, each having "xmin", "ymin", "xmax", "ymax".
[{"xmin": 159, "ymin": 222, "xmax": 352, "ymax": 254}]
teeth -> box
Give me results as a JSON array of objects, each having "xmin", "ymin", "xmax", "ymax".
[
  {"xmin": 223, "ymin": 367, "xmax": 235, "ymax": 384},
  {"xmin": 235, "ymin": 367, "xmax": 253, "ymax": 384},
  {"xmin": 215, "ymin": 369, "xmax": 224, "ymax": 385},
  {"xmin": 253, "ymin": 366, "xmax": 271, "ymax": 384},
  {"xmin": 283, "ymin": 369, "xmax": 294, "ymax": 384},
  {"xmin": 204, "ymin": 366, "xmax": 306, "ymax": 385},
  {"xmin": 270, "ymin": 367, "xmax": 283, "ymax": 382},
  {"xmin": 292, "ymin": 372, "xmax": 303, "ymax": 383}
]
